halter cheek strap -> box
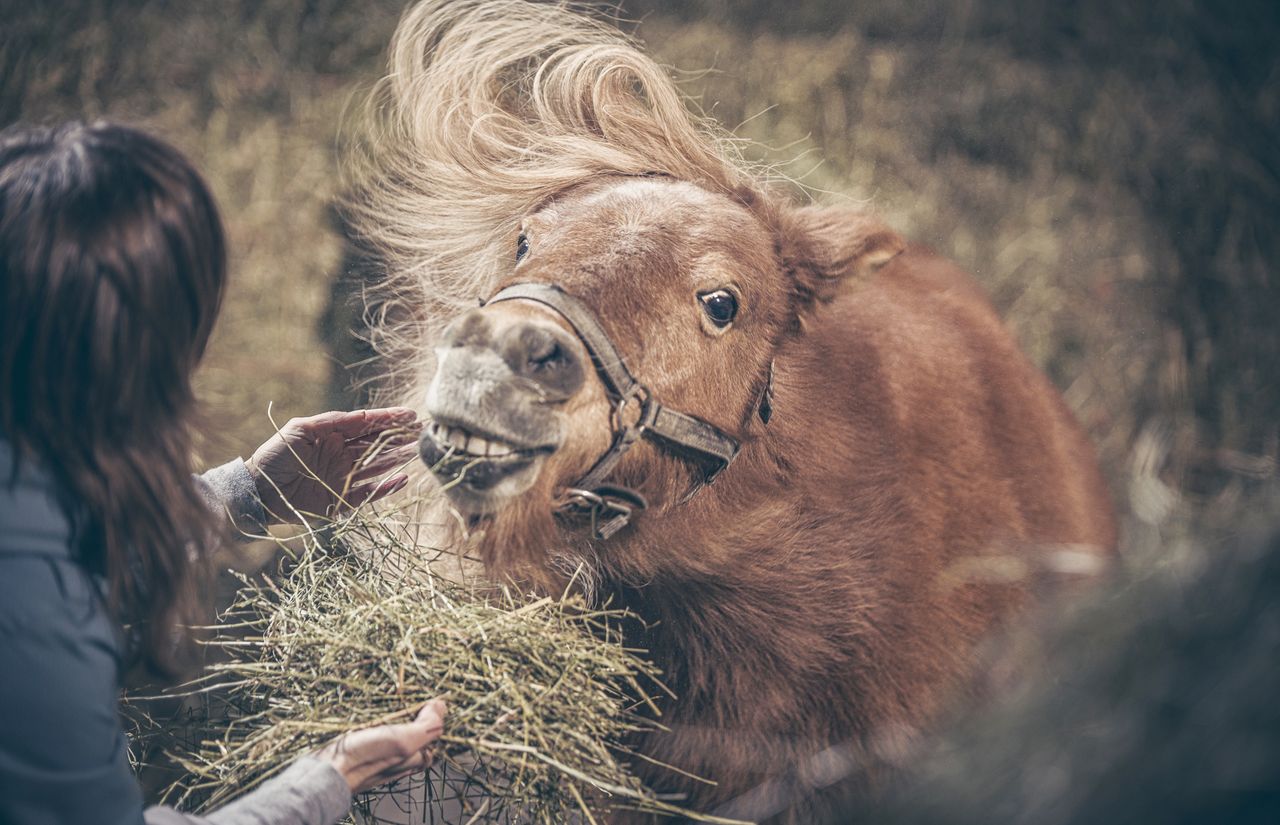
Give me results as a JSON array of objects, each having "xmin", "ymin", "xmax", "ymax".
[{"xmin": 484, "ymin": 282, "xmax": 740, "ymax": 539}]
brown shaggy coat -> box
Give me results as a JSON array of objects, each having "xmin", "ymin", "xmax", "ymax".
[
  {"xmin": 488, "ymin": 179, "xmax": 1116, "ymax": 818},
  {"xmin": 350, "ymin": 1, "xmax": 1117, "ymax": 819}
]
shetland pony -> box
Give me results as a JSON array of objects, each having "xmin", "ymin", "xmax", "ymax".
[{"xmin": 347, "ymin": 2, "xmax": 1117, "ymax": 819}]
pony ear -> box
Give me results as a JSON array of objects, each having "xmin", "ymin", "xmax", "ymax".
[{"xmin": 781, "ymin": 205, "xmax": 906, "ymax": 286}]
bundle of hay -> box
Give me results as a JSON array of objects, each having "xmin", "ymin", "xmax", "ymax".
[{"xmin": 126, "ymin": 500, "xmax": 736, "ymax": 824}]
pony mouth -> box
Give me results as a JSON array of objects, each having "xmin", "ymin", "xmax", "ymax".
[
  {"xmin": 418, "ymin": 418, "xmax": 554, "ymax": 502},
  {"xmin": 423, "ymin": 419, "xmax": 542, "ymax": 459}
]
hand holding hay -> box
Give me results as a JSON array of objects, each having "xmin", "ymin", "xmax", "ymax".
[
  {"xmin": 127, "ymin": 497, "xmax": 741, "ymax": 825},
  {"xmin": 317, "ymin": 699, "xmax": 447, "ymax": 794}
]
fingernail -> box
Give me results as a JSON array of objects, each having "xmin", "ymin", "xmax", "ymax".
[{"xmin": 418, "ymin": 699, "xmax": 446, "ymax": 727}]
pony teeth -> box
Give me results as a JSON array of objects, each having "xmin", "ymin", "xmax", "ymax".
[{"xmin": 432, "ymin": 422, "xmax": 516, "ymax": 457}]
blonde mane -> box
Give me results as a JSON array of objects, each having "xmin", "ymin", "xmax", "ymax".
[{"xmin": 344, "ymin": 0, "xmax": 765, "ymax": 402}]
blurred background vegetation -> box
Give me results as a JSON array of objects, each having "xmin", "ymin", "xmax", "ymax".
[{"xmin": 3, "ymin": 0, "xmax": 1277, "ymax": 563}]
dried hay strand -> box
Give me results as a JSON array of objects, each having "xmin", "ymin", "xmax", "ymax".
[{"xmin": 126, "ymin": 496, "xmax": 741, "ymax": 824}]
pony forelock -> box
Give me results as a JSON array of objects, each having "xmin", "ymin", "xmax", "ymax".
[{"xmin": 344, "ymin": 0, "xmax": 766, "ymax": 404}]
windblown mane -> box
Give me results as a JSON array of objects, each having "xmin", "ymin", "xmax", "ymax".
[{"xmin": 346, "ymin": 0, "xmax": 765, "ymax": 401}]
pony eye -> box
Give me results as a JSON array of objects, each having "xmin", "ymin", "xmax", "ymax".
[
  {"xmin": 698, "ymin": 289, "xmax": 738, "ymax": 327},
  {"xmin": 516, "ymin": 233, "xmax": 530, "ymax": 263}
]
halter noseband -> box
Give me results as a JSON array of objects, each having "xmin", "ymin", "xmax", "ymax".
[{"xmin": 484, "ymin": 282, "xmax": 740, "ymax": 540}]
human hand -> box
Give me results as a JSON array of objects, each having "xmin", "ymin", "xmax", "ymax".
[
  {"xmin": 245, "ymin": 407, "xmax": 421, "ymax": 524},
  {"xmin": 316, "ymin": 700, "xmax": 447, "ymax": 793}
]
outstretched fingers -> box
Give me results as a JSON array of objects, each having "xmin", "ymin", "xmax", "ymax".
[
  {"xmin": 308, "ymin": 407, "xmax": 421, "ymax": 440},
  {"xmin": 347, "ymin": 442, "xmax": 418, "ymax": 471},
  {"xmin": 344, "ymin": 473, "xmax": 411, "ymax": 508}
]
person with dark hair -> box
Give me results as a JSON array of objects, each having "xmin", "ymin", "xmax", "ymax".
[{"xmin": 0, "ymin": 121, "xmax": 446, "ymax": 825}]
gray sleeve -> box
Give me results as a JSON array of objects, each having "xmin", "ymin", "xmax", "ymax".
[
  {"xmin": 143, "ymin": 756, "xmax": 351, "ymax": 825},
  {"xmin": 196, "ymin": 457, "xmax": 270, "ymax": 542}
]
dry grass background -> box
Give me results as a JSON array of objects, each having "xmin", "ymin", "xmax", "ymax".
[
  {"xmin": 3, "ymin": 0, "xmax": 1277, "ymax": 641},
  {"xmin": 2, "ymin": 0, "xmax": 404, "ymax": 460}
]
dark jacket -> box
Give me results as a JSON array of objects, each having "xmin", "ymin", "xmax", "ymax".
[{"xmin": 0, "ymin": 439, "xmax": 349, "ymax": 825}]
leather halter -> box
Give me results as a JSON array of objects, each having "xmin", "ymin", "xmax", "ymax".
[{"xmin": 484, "ymin": 282, "xmax": 740, "ymax": 540}]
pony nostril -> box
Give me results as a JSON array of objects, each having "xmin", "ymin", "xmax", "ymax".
[
  {"xmin": 503, "ymin": 322, "xmax": 584, "ymax": 398},
  {"xmin": 527, "ymin": 340, "xmax": 562, "ymax": 370}
]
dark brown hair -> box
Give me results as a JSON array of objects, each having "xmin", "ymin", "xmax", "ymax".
[{"xmin": 0, "ymin": 121, "xmax": 227, "ymax": 675}]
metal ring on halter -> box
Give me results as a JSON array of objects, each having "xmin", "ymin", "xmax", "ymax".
[
  {"xmin": 611, "ymin": 384, "xmax": 652, "ymax": 436},
  {"xmin": 558, "ymin": 486, "xmax": 648, "ymax": 540},
  {"xmin": 559, "ymin": 487, "xmax": 606, "ymax": 511}
]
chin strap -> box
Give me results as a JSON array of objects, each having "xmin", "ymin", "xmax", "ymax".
[{"xmin": 485, "ymin": 282, "xmax": 741, "ymax": 539}]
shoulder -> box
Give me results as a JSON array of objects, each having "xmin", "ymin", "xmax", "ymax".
[
  {"xmin": 0, "ymin": 438, "xmax": 113, "ymax": 661},
  {"xmin": 0, "ymin": 439, "xmax": 120, "ymax": 693},
  {"xmin": 0, "ymin": 437, "xmax": 78, "ymax": 558}
]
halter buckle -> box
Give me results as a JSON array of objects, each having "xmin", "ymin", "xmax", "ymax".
[
  {"xmin": 558, "ymin": 485, "xmax": 649, "ymax": 540},
  {"xmin": 611, "ymin": 384, "xmax": 655, "ymax": 438}
]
